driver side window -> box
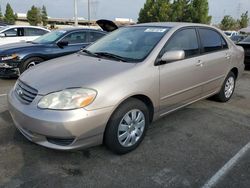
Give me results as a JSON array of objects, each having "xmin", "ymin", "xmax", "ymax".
[
  {"xmin": 61, "ymin": 32, "xmax": 87, "ymax": 44},
  {"xmin": 161, "ymin": 28, "xmax": 199, "ymax": 58}
]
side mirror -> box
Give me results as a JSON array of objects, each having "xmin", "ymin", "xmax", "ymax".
[
  {"xmin": 0, "ymin": 33, "xmax": 5, "ymax": 37},
  {"xmin": 57, "ymin": 41, "xmax": 69, "ymax": 48},
  {"xmin": 156, "ymin": 50, "xmax": 185, "ymax": 65}
]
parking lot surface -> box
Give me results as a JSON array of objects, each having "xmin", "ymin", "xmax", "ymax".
[{"xmin": 0, "ymin": 71, "xmax": 250, "ymax": 188}]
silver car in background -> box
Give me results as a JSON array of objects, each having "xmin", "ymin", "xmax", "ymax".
[{"xmin": 8, "ymin": 23, "xmax": 245, "ymax": 154}]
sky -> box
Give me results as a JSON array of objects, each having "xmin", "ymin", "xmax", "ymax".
[{"xmin": 0, "ymin": 0, "xmax": 250, "ymax": 24}]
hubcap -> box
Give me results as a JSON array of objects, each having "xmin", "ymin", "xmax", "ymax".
[
  {"xmin": 117, "ymin": 109, "xmax": 145, "ymax": 147},
  {"xmin": 224, "ymin": 76, "xmax": 235, "ymax": 99}
]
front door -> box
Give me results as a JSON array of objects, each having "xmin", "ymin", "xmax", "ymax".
[
  {"xmin": 0, "ymin": 28, "xmax": 25, "ymax": 45},
  {"xmin": 52, "ymin": 31, "xmax": 90, "ymax": 58},
  {"xmin": 159, "ymin": 28, "xmax": 203, "ymax": 115}
]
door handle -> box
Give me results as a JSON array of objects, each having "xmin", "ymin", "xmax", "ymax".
[{"xmin": 196, "ymin": 60, "xmax": 203, "ymax": 67}]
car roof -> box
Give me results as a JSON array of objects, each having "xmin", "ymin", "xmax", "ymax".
[
  {"xmin": 0, "ymin": 25, "xmax": 50, "ymax": 31},
  {"xmin": 134, "ymin": 22, "xmax": 214, "ymax": 29},
  {"xmin": 55, "ymin": 27, "xmax": 106, "ymax": 33}
]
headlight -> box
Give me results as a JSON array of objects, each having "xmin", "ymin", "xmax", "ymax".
[
  {"xmin": 1, "ymin": 54, "xmax": 18, "ymax": 61},
  {"xmin": 37, "ymin": 88, "xmax": 97, "ymax": 110}
]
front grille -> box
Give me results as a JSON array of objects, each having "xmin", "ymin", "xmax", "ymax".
[
  {"xmin": 15, "ymin": 80, "xmax": 38, "ymax": 104},
  {"xmin": 46, "ymin": 137, "xmax": 75, "ymax": 146}
]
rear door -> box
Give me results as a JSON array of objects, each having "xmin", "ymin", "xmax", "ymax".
[
  {"xmin": 159, "ymin": 28, "xmax": 203, "ymax": 114},
  {"xmin": 197, "ymin": 28, "xmax": 231, "ymax": 96},
  {"xmin": 23, "ymin": 28, "xmax": 49, "ymax": 41}
]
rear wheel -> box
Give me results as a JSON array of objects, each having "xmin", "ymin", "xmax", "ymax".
[
  {"xmin": 104, "ymin": 98, "xmax": 149, "ymax": 154},
  {"xmin": 19, "ymin": 57, "xmax": 44, "ymax": 74},
  {"xmin": 213, "ymin": 71, "xmax": 236, "ymax": 102}
]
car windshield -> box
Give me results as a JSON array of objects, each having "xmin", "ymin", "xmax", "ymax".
[
  {"xmin": 84, "ymin": 26, "xmax": 170, "ymax": 62},
  {"xmin": 242, "ymin": 36, "xmax": 250, "ymax": 43},
  {"xmin": 33, "ymin": 30, "xmax": 66, "ymax": 44}
]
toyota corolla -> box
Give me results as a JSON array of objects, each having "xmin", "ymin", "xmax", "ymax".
[{"xmin": 8, "ymin": 23, "xmax": 244, "ymax": 154}]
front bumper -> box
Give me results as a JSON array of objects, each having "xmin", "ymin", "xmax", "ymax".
[
  {"xmin": 0, "ymin": 68, "xmax": 20, "ymax": 78},
  {"xmin": 0, "ymin": 60, "xmax": 20, "ymax": 78},
  {"xmin": 8, "ymin": 89, "xmax": 114, "ymax": 150}
]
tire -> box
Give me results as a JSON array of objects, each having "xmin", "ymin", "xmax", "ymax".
[
  {"xmin": 104, "ymin": 98, "xmax": 149, "ymax": 154},
  {"xmin": 19, "ymin": 57, "xmax": 44, "ymax": 74},
  {"xmin": 213, "ymin": 71, "xmax": 236, "ymax": 102}
]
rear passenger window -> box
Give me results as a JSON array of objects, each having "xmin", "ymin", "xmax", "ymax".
[
  {"xmin": 199, "ymin": 29, "xmax": 227, "ymax": 53},
  {"xmin": 61, "ymin": 32, "xmax": 87, "ymax": 44},
  {"xmin": 88, "ymin": 32, "xmax": 105, "ymax": 42},
  {"xmin": 24, "ymin": 28, "xmax": 48, "ymax": 36},
  {"xmin": 164, "ymin": 28, "xmax": 199, "ymax": 58}
]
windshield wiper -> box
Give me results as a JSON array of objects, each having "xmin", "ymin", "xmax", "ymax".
[
  {"xmin": 80, "ymin": 49, "xmax": 100, "ymax": 57},
  {"xmin": 95, "ymin": 52, "xmax": 127, "ymax": 62}
]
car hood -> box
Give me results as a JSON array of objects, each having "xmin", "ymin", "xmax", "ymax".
[
  {"xmin": 0, "ymin": 42, "xmax": 44, "ymax": 53},
  {"xmin": 96, "ymin": 19, "xmax": 118, "ymax": 32},
  {"xmin": 19, "ymin": 53, "xmax": 137, "ymax": 95}
]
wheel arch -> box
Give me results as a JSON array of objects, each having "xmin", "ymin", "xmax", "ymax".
[
  {"xmin": 21, "ymin": 54, "xmax": 46, "ymax": 64},
  {"xmin": 230, "ymin": 67, "xmax": 238, "ymax": 79},
  {"xmin": 107, "ymin": 94, "xmax": 155, "ymax": 125}
]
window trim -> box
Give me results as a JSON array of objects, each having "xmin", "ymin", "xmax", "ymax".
[
  {"xmin": 197, "ymin": 27, "xmax": 229, "ymax": 55},
  {"xmin": 155, "ymin": 26, "xmax": 201, "ymax": 66}
]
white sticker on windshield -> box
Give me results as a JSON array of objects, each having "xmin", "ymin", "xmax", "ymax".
[
  {"xmin": 144, "ymin": 28, "xmax": 167, "ymax": 33},
  {"xmin": 59, "ymin": 30, "xmax": 67, "ymax": 33}
]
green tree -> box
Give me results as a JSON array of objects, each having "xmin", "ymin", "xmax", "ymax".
[
  {"xmin": 27, "ymin": 6, "xmax": 42, "ymax": 26},
  {"xmin": 138, "ymin": 0, "xmax": 171, "ymax": 23},
  {"xmin": 4, "ymin": 3, "xmax": 17, "ymax": 24},
  {"xmin": 0, "ymin": 6, "xmax": 3, "ymax": 21},
  {"xmin": 137, "ymin": 0, "xmax": 212, "ymax": 24},
  {"xmin": 190, "ymin": 0, "xmax": 211, "ymax": 24},
  {"xmin": 41, "ymin": 5, "xmax": 48, "ymax": 26},
  {"xmin": 220, "ymin": 15, "xmax": 238, "ymax": 30},
  {"xmin": 170, "ymin": 0, "xmax": 192, "ymax": 22},
  {"xmin": 238, "ymin": 11, "xmax": 249, "ymax": 29}
]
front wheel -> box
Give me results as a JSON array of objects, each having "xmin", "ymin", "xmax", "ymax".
[
  {"xmin": 104, "ymin": 98, "xmax": 149, "ymax": 154},
  {"xmin": 213, "ymin": 71, "xmax": 236, "ymax": 102},
  {"xmin": 19, "ymin": 57, "xmax": 44, "ymax": 74}
]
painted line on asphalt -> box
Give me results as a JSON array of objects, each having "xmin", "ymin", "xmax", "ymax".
[
  {"xmin": 201, "ymin": 142, "xmax": 250, "ymax": 188},
  {"xmin": 0, "ymin": 94, "xmax": 7, "ymax": 97}
]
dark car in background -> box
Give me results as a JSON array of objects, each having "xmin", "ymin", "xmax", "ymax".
[
  {"xmin": 238, "ymin": 36, "xmax": 250, "ymax": 68},
  {"xmin": 230, "ymin": 35, "xmax": 247, "ymax": 44},
  {"xmin": 0, "ymin": 28, "xmax": 106, "ymax": 77}
]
